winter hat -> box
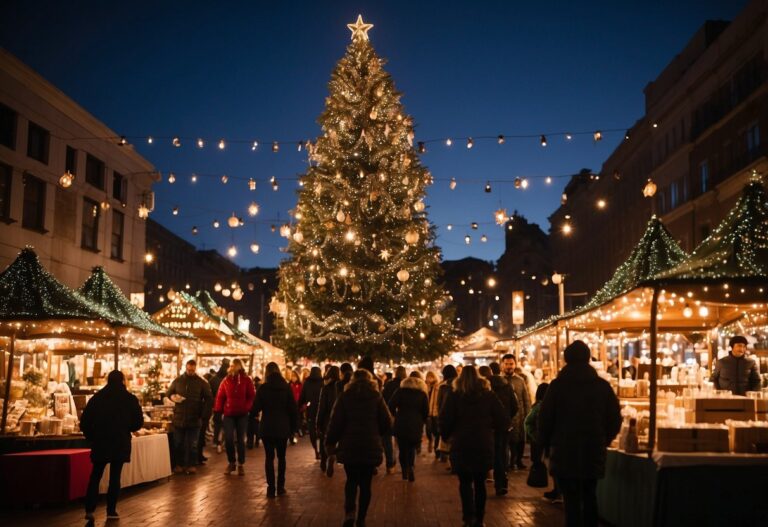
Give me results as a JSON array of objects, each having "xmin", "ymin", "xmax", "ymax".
[
  {"xmin": 729, "ymin": 336, "xmax": 748, "ymax": 348},
  {"xmin": 357, "ymin": 355, "xmax": 376, "ymax": 375},
  {"xmin": 564, "ymin": 340, "xmax": 590, "ymax": 364},
  {"xmin": 107, "ymin": 370, "xmax": 125, "ymax": 386}
]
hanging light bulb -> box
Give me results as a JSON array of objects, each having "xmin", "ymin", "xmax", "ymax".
[
  {"xmin": 59, "ymin": 171, "xmax": 74, "ymax": 188},
  {"xmin": 545, "ymin": 176, "xmax": 552, "ymax": 185},
  {"xmin": 251, "ymin": 141, "xmax": 258, "ymax": 151},
  {"xmin": 484, "ymin": 182, "xmax": 492, "ymax": 193},
  {"xmin": 540, "ymin": 135, "xmax": 547, "ymax": 147},
  {"xmin": 417, "ymin": 142, "xmax": 426, "ymax": 153},
  {"xmin": 446, "ymin": 224, "xmax": 453, "ymax": 231},
  {"xmin": 172, "ymin": 137, "xmax": 181, "ymax": 147},
  {"xmin": 464, "ymin": 234, "xmax": 471, "ymax": 244},
  {"xmin": 221, "ymin": 175, "xmax": 228, "ymax": 184},
  {"xmin": 495, "ymin": 208, "xmax": 507, "ymax": 225},
  {"xmin": 218, "ymin": 139, "xmax": 226, "ymax": 150},
  {"xmin": 172, "ymin": 206, "xmax": 179, "ymax": 216},
  {"xmin": 565, "ymin": 133, "xmax": 572, "ymax": 141},
  {"xmin": 147, "ymin": 136, "xmax": 153, "ymax": 144},
  {"xmin": 514, "ymin": 177, "xmax": 522, "ymax": 189},
  {"xmin": 466, "ymin": 137, "xmax": 474, "ymax": 149},
  {"xmin": 222, "ymin": 288, "xmax": 231, "ymax": 297},
  {"xmin": 596, "ymin": 199, "xmax": 607, "ymax": 209},
  {"xmin": 683, "ymin": 305, "xmax": 693, "ymax": 318},
  {"xmin": 212, "ymin": 220, "xmax": 220, "ymax": 229},
  {"xmin": 228, "ymin": 213, "xmax": 240, "ymax": 228},
  {"xmin": 192, "ymin": 226, "xmax": 199, "ymax": 235},
  {"xmin": 214, "ymin": 283, "xmax": 223, "ymax": 292},
  {"xmin": 190, "ymin": 174, "xmax": 198, "ymax": 183},
  {"xmin": 248, "ymin": 178, "xmax": 256, "ymax": 191},
  {"xmin": 167, "ymin": 172, "xmax": 176, "ymax": 184},
  {"xmin": 497, "ymin": 134, "xmax": 505, "ymax": 144},
  {"xmin": 643, "ymin": 178, "xmax": 657, "ymax": 197},
  {"xmin": 480, "ymin": 234, "xmax": 488, "ymax": 243},
  {"xmin": 270, "ymin": 176, "xmax": 278, "ymax": 191},
  {"xmin": 232, "ymin": 288, "xmax": 243, "ymax": 301},
  {"xmin": 445, "ymin": 138, "xmax": 452, "ymax": 146},
  {"xmin": 521, "ymin": 178, "xmax": 529, "ymax": 189},
  {"xmin": 698, "ymin": 306, "xmax": 709, "ymax": 317},
  {"xmin": 561, "ymin": 222, "xmax": 573, "ymax": 235},
  {"xmin": 250, "ymin": 243, "xmax": 260, "ymax": 254},
  {"xmin": 272, "ymin": 141, "xmax": 279, "ymax": 153},
  {"xmin": 197, "ymin": 138, "xmax": 204, "ymax": 148},
  {"xmin": 449, "ymin": 177, "xmax": 457, "ymax": 190},
  {"xmin": 144, "ymin": 252, "xmax": 154, "ymax": 264},
  {"xmin": 227, "ymin": 245, "xmax": 237, "ymax": 258},
  {"xmin": 248, "ymin": 202, "xmax": 259, "ymax": 216},
  {"xmin": 471, "ymin": 222, "xmax": 478, "ymax": 230},
  {"xmin": 593, "ymin": 130, "xmax": 602, "ymax": 142}
]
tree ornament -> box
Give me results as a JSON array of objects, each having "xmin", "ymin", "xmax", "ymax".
[
  {"xmin": 351, "ymin": 284, "xmax": 361, "ymax": 293},
  {"xmin": 414, "ymin": 201, "xmax": 425, "ymax": 212},
  {"xmin": 405, "ymin": 230, "xmax": 420, "ymax": 244},
  {"xmin": 316, "ymin": 276, "xmax": 327, "ymax": 286},
  {"xmin": 347, "ymin": 15, "xmax": 374, "ymax": 41},
  {"xmin": 380, "ymin": 249, "xmax": 391, "ymax": 261},
  {"xmin": 432, "ymin": 313, "xmax": 443, "ymax": 324},
  {"xmin": 293, "ymin": 231, "xmax": 304, "ymax": 243},
  {"xmin": 369, "ymin": 108, "xmax": 378, "ymax": 120},
  {"xmin": 336, "ymin": 210, "xmax": 346, "ymax": 222},
  {"xmin": 397, "ymin": 269, "xmax": 410, "ymax": 282},
  {"xmin": 228, "ymin": 214, "xmax": 240, "ymax": 228},
  {"xmin": 405, "ymin": 317, "xmax": 416, "ymax": 328},
  {"xmin": 295, "ymin": 283, "xmax": 306, "ymax": 294},
  {"xmin": 378, "ymin": 323, "xmax": 386, "ymax": 333}
]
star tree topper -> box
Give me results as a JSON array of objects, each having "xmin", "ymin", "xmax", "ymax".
[{"xmin": 347, "ymin": 14, "xmax": 373, "ymax": 41}]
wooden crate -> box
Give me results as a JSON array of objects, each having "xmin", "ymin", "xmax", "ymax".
[
  {"xmin": 657, "ymin": 426, "xmax": 729, "ymax": 452},
  {"xmin": 728, "ymin": 422, "xmax": 768, "ymax": 453},
  {"xmin": 694, "ymin": 397, "xmax": 756, "ymax": 424}
]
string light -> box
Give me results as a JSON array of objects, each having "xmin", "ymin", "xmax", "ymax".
[
  {"xmin": 212, "ymin": 220, "xmax": 220, "ymax": 228},
  {"xmin": 497, "ymin": 135, "xmax": 505, "ymax": 144},
  {"xmin": 58, "ymin": 171, "xmax": 74, "ymax": 188},
  {"xmin": 593, "ymin": 130, "xmax": 602, "ymax": 142},
  {"xmin": 484, "ymin": 182, "xmax": 492, "ymax": 193},
  {"xmin": 221, "ymin": 175, "xmax": 228, "ymax": 184},
  {"xmin": 147, "ymin": 136, "xmax": 153, "ymax": 144},
  {"xmin": 167, "ymin": 173, "xmax": 176, "ymax": 184},
  {"xmin": 218, "ymin": 139, "xmax": 226, "ymax": 150},
  {"xmin": 596, "ymin": 199, "xmax": 606, "ymax": 209},
  {"xmin": 248, "ymin": 202, "xmax": 259, "ymax": 216},
  {"xmin": 449, "ymin": 178, "xmax": 457, "ymax": 190},
  {"xmin": 252, "ymin": 141, "xmax": 258, "ymax": 151},
  {"xmin": 191, "ymin": 174, "xmax": 198, "ymax": 183},
  {"xmin": 466, "ymin": 138, "xmax": 473, "ymax": 149},
  {"xmin": 540, "ymin": 135, "xmax": 547, "ymax": 147},
  {"xmin": 445, "ymin": 138, "xmax": 452, "ymax": 146},
  {"xmin": 197, "ymin": 138, "xmax": 204, "ymax": 148},
  {"xmin": 272, "ymin": 141, "xmax": 279, "ymax": 153},
  {"xmin": 227, "ymin": 245, "xmax": 237, "ymax": 258},
  {"xmin": 172, "ymin": 206, "xmax": 179, "ymax": 216},
  {"xmin": 464, "ymin": 234, "xmax": 471, "ymax": 244},
  {"xmin": 192, "ymin": 226, "xmax": 198, "ymax": 235},
  {"xmin": 248, "ymin": 178, "xmax": 256, "ymax": 191},
  {"xmin": 480, "ymin": 234, "xmax": 488, "ymax": 242},
  {"xmin": 250, "ymin": 243, "xmax": 260, "ymax": 254},
  {"xmin": 172, "ymin": 137, "xmax": 181, "ymax": 147}
]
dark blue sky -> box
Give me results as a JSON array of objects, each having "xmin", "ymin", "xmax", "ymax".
[{"xmin": 1, "ymin": 0, "xmax": 747, "ymax": 268}]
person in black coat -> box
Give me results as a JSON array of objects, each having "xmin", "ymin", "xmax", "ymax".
[
  {"xmin": 440, "ymin": 366, "xmax": 509, "ymax": 527},
  {"xmin": 326, "ymin": 369, "xmax": 393, "ymax": 527},
  {"xmin": 209, "ymin": 358, "xmax": 229, "ymax": 452},
  {"xmin": 316, "ymin": 365, "xmax": 342, "ymax": 472},
  {"xmin": 388, "ymin": 373, "xmax": 429, "ymax": 482},
  {"xmin": 435, "ymin": 364, "xmax": 458, "ymax": 462},
  {"xmin": 381, "ymin": 365, "xmax": 406, "ymax": 472},
  {"xmin": 251, "ymin": 362, "xmax": 299, "ymax": 497},
  {"xmin": 299, "ymin": 366, "xmax": 324, "ymax": 459},
  {"xmin": 81, "ymin": 370, "xmax": 143, "ymax": 522},
  {"xmin": 481, "ymin": 363, "xmax": 518, "ymax": 496},
  {"xmin": 538, "ymin": 340, "xmax": 621, "ymax": 527},
  {"xmin": 711, "ymin": 335, "xmax": 761, "ymax": 395},
  {"xmin": 247, "ymin": 376, "xmax": 262, "ymax": 449}
]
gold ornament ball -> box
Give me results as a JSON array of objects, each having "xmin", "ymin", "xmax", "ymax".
[
  {"xmin": 378, "ymin": 323, "xmax": 386, "ymax": 333},
  {"xmin": 336, "ymin": 210, "xmax": 346, "ymax": 222},
  {"xmin": 431, "ymin": 313, "xmax": 443, "ymax": 325},
  {"xmin": 293, "ymin": 231, "xmax": 304, "ymax": 243},
  {"xmin": 405, "ymin": 230, "xmax": 420, "ymax": 244},
  {"xmin": 351, "ymin": 284, "xmax": 361, "ymax": 293},
  {"xmin": 397, "ymin": 269, "xmax": 410, "ymax": 282},
  {"xmin": 317, "ymin": 276, "xmax": 327, "ymax": 286}
]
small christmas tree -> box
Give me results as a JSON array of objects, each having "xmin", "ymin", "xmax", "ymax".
[
  {"xmin": 142, "ymin": 359, "xmax": 163, "ymax": 404},
  {"xmin": 273, "ymin": 16, "xmax": 454, "ymax": 362}
]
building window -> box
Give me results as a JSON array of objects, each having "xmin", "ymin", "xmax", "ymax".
[
  {"xmin": 112, "ymin": 171, "xmax": 125, "ymax": 201},
  {"xmin": 81, "ymin": 197, "xmax": 100, "ymax": 251},
  {"xmin": 22, "ymin": 173, "xmax": 46, "ymax": 231},
  {"xmin": 0, "ymin": 103, "xmax": 17, "ymax": 150},
  {"xmin": 26, "ymin": 121, "xmax": 50, "ymax": 164},
  {"xmin": 699, "ymin": 160, "xmax": 709, "ymax": 193},
  {"xmin": 111, "ymin": 210, "xmax": 124, "ymax": 260},
  {"xmin": 747, "ymin": 122, "xmax": 760, "ymax": 153},
  {"xmin": 65, "ymin": 146, "xmax": 78, "ymax": 175},
  {"xmin": 0, "ymin": 163, "xmax": 11, "ymax": 220},
  {"xmin": 85, "ymin": 154, "xmax": 105, "ymax": 189}
]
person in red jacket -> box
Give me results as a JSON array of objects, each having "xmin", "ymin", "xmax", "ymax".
[{"xmin": 214, "ymin": 358, "xmax": 256, "ymax": 476}]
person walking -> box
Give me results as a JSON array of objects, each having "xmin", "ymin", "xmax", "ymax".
[
  {"xmin": 253, "ymin": 362, "xmax": 299, "ymax": 497},
  {"xmin": 288, "ymin": 369, "xmax": 303, "ymax": 444},
  {"xmin": 81, "ymin": 370, "xmax": 143, "ymax": 522},
  {"xmin": 167, "ymin": 359, "xmax": 213, "ymax": 475},
  {"xmin": 247, "ymin": 375, "xmax": 262, "ymax": 449},
  {"xmin": 209, "ymin": 358, "xmax": 230, "ymax": 454},
  {"xmin": 440, "ymin": 366, "xmax": 509, "ymax": 527},
  {"xmin": 435, "ymin": 364, "xmax": 458, "ymax": 463},
  {"xmin": 539, "ymin": 341, "xmax": 621, "ymax": 527},
  {"xmin": 326, "ymin": 369, "xmax": 393, "ymax": 527},
  {"xmin": 381, "ymin": 365, "xmax": 405, "ymax": 473},
  {"xmin": 525, "ymin": 383, "xmax": 560, "ymax": 501},
  {"xmin": 317, "ymin": 365, "xmax": 342, "ymax": 472},
  {"xmin": 214, "ymin": 358, "xmax": 256, "ymax": 476},
  {"xmin": 424, "ymin": 370, "xmax": 440, "ymax": 454},
  {"xmin": 299, "ymin": 366, "xmax": 324, "ymax": 459},
  {"xmin": 482, "ymin": 363, "xmax": 518, "ymax": 496},
  {"xmin": 501, "ymin": 353, "xmax": 531, "ymax": 469},
  {"xmin": 388, "ymin": 372, "xmax": 429, "ymax": 482},
  {"xmin": 711, "ymin": 335, "xmax": 761, "ymax": 395}
]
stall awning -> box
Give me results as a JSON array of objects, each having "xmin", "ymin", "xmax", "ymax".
[
  {"xmin": 193, "ymin": 290, "xmax": 260, "ymax": 347},
  {"xmin": 457, "ymin": 327, "xmax": 501, "ymax": 353}
]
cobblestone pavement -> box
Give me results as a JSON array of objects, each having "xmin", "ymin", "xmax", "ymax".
[{"xmin": 0, "ymin": 438, "xmax": 566, "ymax": 526}]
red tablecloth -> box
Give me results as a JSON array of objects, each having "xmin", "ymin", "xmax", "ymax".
[{"xmin": 0, "ymin": 448, "xmax": 92, "ymax": 504}]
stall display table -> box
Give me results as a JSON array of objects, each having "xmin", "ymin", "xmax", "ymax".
[
  {"xmin": 0, "ymin": 434, "xmax": 89, "ymax": 455},
  {"xmin": 98, "ymin": 433, "xmax": 171, "ymax": 493},
  {"xmin": 598, "ymin": 449, "xmax": 768, "ymax": 527},
  {"xmin": 0, "ymin": 449, "xmax": 91, "ymax": 504}
]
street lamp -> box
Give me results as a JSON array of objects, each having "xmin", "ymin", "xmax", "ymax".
[{"xmin": 552, "ymin": 272, "xmax": 565, "ymax": 315}]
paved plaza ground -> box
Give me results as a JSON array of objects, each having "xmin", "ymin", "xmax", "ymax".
[{"xmin": 0, "ymin": 438, "xmax": 567, "ymax": 527}]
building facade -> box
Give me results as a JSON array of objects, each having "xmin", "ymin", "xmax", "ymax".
[
  {"xmin": 0, "ymin": 50, "xmax": 158, "ymax": 294},
  {"xmin": 549, "ymin": 2, "xmax": 767, "ymax": 301},
  {"xmin": 441, "ymin": 257, "xmax": 498, "ymax": 336}
]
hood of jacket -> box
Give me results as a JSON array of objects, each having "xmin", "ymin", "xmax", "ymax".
[
  {"xmin": 344, "ymin": 377, "xmax": 380, "ymax": 400},
  {"xmin": 400, "ymin": 376, "xmax": 428, "ymax": 394}
]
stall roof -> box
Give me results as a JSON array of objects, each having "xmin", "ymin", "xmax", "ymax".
[
  {"xmin": 0, "ymin": 248, "xmax": 117, "ymax": 333},
  {"xmin": 193, "ymin": 290, "xmax": 260, "ymax": 347},
  {"xmin": 79, "ymin": 266, "xmax": 187, "ymax": 338},
  {"xmin": 646, "ymin": 177, "xmax": 768, "ymax": 302},
  {"xmin": 457, "ymin": 327, "xmax": 501, "ymax": 352}
]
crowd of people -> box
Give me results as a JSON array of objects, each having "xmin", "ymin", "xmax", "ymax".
[{"xmin": 80, "ymin": 340, "xmax": 625, "ymax": 527}]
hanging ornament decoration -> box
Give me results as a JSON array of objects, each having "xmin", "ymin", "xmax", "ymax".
[
  {"xmin": 250, "ymin": 243, "xmax": 260, "ymax": 254},
  {"xmin": 227, "ymin": 245, "xmax": 237, "ymax": 258},
  {"xmin": 295, "ymin": 283, "xmax": 306, "ymax": 293},
  {"xmin": 228, "ymin": 213, "xmax": 240, "ymax": 228},
  {"xmin": 222, "ymin": 288, "xmax": 231, "ymax": 297},
  {"xmin": 339, "ymin": 266, "xmax": 349, "ymax": 277},
  {"xmin": 214, "ymin": 283, "xmax": 223, "ymax": 292},
  {"xmin": 347, "ymin": 14, "xmax": 374, "ymax": 41},
  {"xmin": 405, "ymin": 230, "xmax": 420, "ymax": 244},
  {"xmin": 397, "ymin": 269, "xmax": 410, "ymax": 282},
  {"xmin": 232, "ymin": 288, "xmax": 244, "ymax": 301},
  {"xmin": 432, "ymin": 313, "xmax": 443, "ymax": 325},
  {"xmin": 449, "ymin": 177, "xmax": 457, "ymax": 190},
  {"xmin": 351, "ymin": 284, "xmax": 361, "ymax": 293},
  {"xmin": 643, "ymin": 178, "xmax": 658, "ymax": 198},
  {"xmin": 316, "ymin": 276, "xmax": 327, "ymax": 286},
  {"xmin": 293, "ymin": 231, "xmax": 304, "ymax": 243},
  {"xmin": 495, "ymin": 208, "xmax": 508, "ymax": 225},
  {"xmin": 379, "ymin": 249, "xmax": 391, "ymax": 261},
  {"xmin": 248, "ymin": 178, "xmax": 256, "ymax": 191},
  {"xmin": 248, "ymin": 202, "xmax": 259, "ymax": 216},
  {"xmin": 167, "ymin": 172, "xmax": 176, "ymax": 184},
  {"xmin": 280, "ymin": 224, "xmax": 292, "ymax": 238},
  {"xmin": 336, "ymin": 210, "xmax": 346, "ymax": 223},
  {"xmin": 59, "ymin": 171, "xmax": 74, "ymax": 188},
  {"xmin": 413, "ymin": 200, "xmax": 425, "ymax": 212}
]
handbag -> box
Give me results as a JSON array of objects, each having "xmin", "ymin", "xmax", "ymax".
[{"xmin": 526, "ymin": 462, "xmax": 548, "ymax": 488}]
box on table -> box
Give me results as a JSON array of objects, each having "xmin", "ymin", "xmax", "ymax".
[
  {"xmin": 657, "ymin": 425, "xmax": 729, "ymax": 452},
  {"xmin": 727, "ymin": 420, "xmax": 768, "ymax": 453},
  {"xmin": 694, "ymin": 397, "xmax": 755, "ymax": 424},
  {"xmin": 755, "ymin": 399, "xmax": 768, "ymax": 421}
]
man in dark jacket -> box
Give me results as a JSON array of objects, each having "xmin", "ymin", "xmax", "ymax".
[
  {"xmin": 81, "ymin": 370, "xmax": 143, "ymax": 522},
  {"xmin": 209, "ymin": 359, "xmax": 229, "ymax": 452},
  {"xmin": 380, "ymin": 365, "xmax": 406, "ymax": 473},
  {"xmin": 299, "ymin": 366, "xmax": 324, "ymax": 459},
  {"xmin": 502, "ymin": 353, "xmax": 531, "ymax": 469},
  {"xmin": 167, "ymin": 359, "xmax": 213, "ymax": 474},
  {"xmin": 711, "ymin": 336, "xmax": 761, "ymax": 395},
  {"xmin": 483, "ymin": 363, "xmax": 519, "ymax": 495},
  {"xmin": 538, "ymin": 341, "xmax": 621, "ymax": 527},
  {"xmin": 252, "ymin": 363, "xmax": 299, "ymax": 497}
]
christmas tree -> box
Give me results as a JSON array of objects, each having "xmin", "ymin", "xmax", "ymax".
[{"xmin": 273, "ymin": 16, "xmax": 454, "ymax": 363}]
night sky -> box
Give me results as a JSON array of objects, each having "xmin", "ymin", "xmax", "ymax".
[{"xmin": 0, "ymin": 0, "xmax": 747, "ymax": 268}]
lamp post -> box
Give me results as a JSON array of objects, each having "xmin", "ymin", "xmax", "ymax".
[{"xmin": 552, "ymin": 272, "xmax": 565, "ymax": 316}]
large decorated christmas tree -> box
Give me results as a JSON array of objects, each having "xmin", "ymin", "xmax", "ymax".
[{"xmin": 273, "ymin": 16, "xmax": 454, "ymax": 362}]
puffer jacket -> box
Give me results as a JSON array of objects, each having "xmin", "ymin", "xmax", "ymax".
[
  {"xmin": 325, "ymin": 377, "xmax": 393, "ymax": 466},
  {"xmin": 167, "ymin": 373, "xmax": 213, "ymax": 429},
  {"xmin": 214, "ymin": 371, "xmax": 256, "ymax": 417},
  {"xmin": 389, "ymin": 377, "xmax": 429, "ymax": 443},
  {"xmin": 538, "ymin": 363, "xmax": 621, "ymax": 479},
  {"xmin": 711, "ymin": 353, "xmax": 761, "ymax": 395},
  {"xmin": 252, "ymin": 372, "xmax": 299, "ymax": 439},
  {"xmin": 439, "ymin": 387, "xmax": 509, "ymax": 473}
]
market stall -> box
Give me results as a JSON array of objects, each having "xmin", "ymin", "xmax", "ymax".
[
  {"xmin": 452, "ymin": 327, "xmax": 501, "ymax": 365},
  {"xmin": 508, "ymin": 315, "xmax": 563, "ymax": 378}
]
